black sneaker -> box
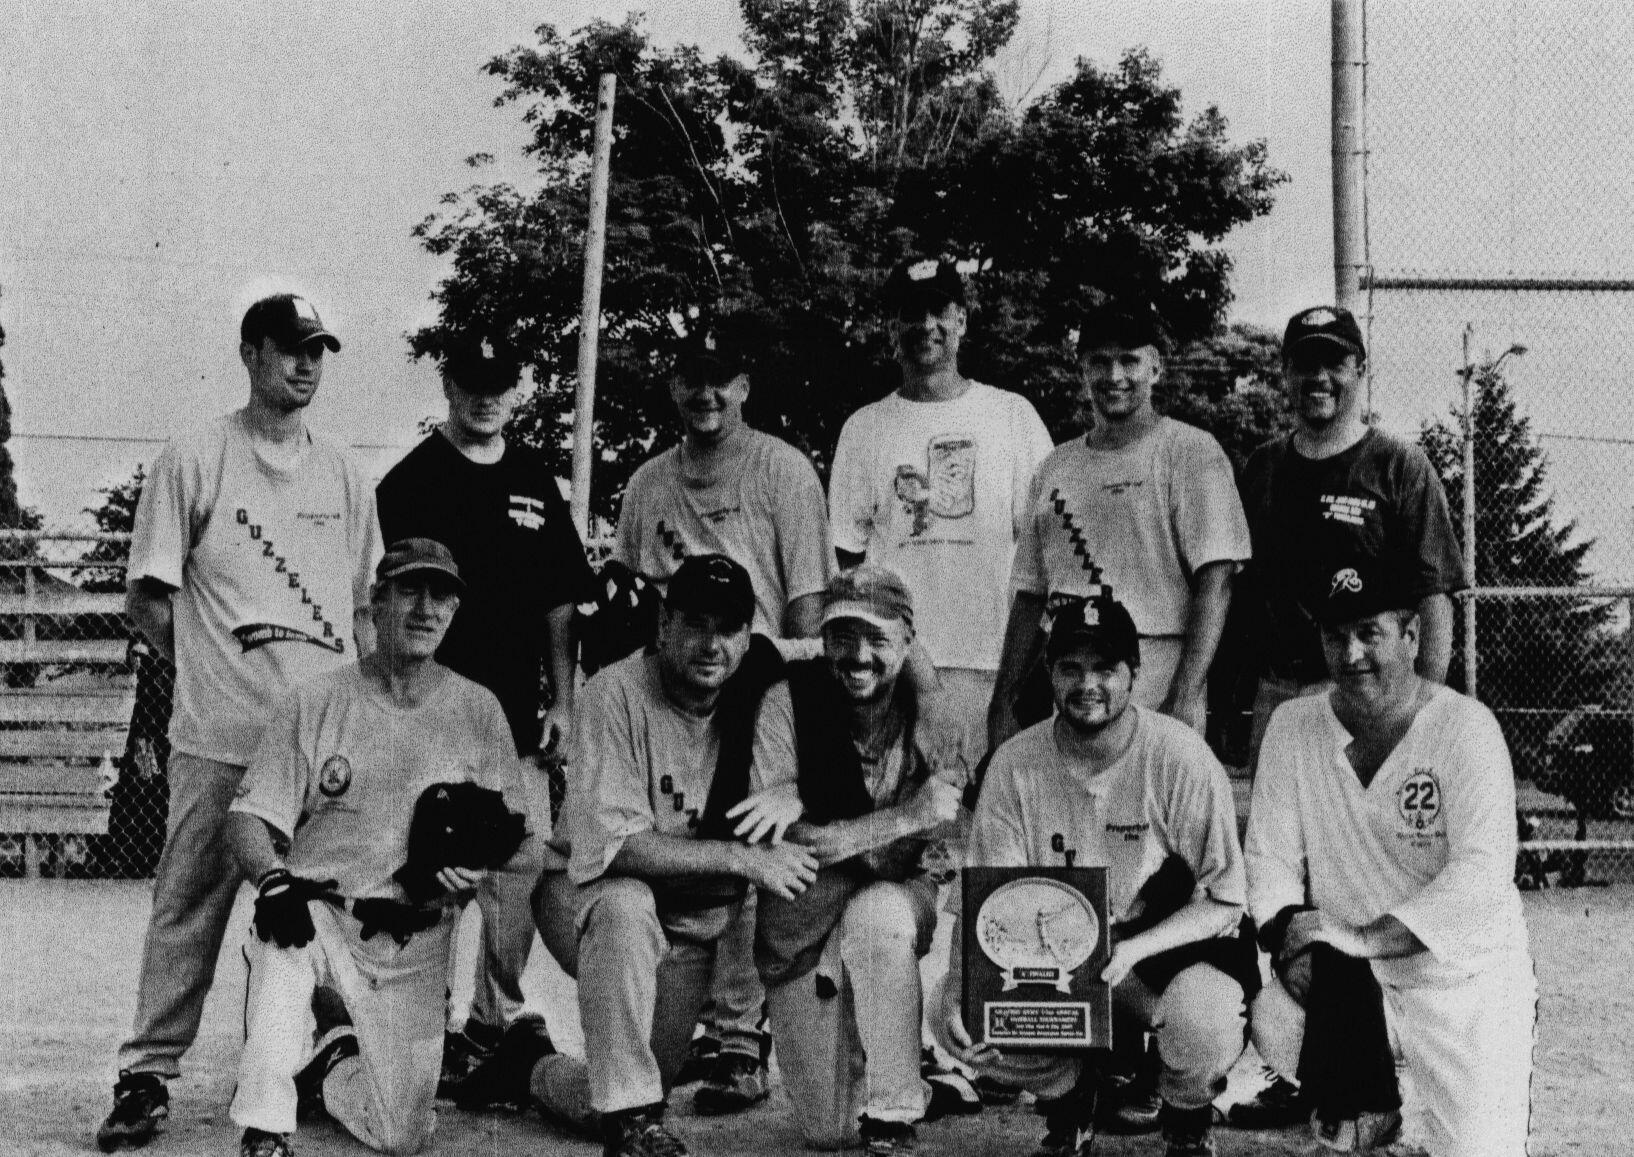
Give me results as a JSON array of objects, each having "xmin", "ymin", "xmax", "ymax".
[
  {"xmin": 96, "ymin": 1071, "xmax": 169, "ymax": 1152},
  {"xmin": 974, "ymin": 1074, "xmax": 1023, "ymax": 1106},
  {"xmin": 1310, "ymin": 1107, "xmax": 1404, "ymax": 1152},
  {"xmin": 692, "ymin": 1051, "xmax": 769, "ymax": 1115},
  {"xmin": 452, "ymin": 1014, "xmax": 557, "ymax": 1112},
  {"xmin": 1034, "ymin": 1070, "xmax": 1097, "ymax": 1157},
  {"xmin": 438, "ymin": 1022, "xmax": 500, "ymax": 1099},
  {"xmin": 859, "ymin": 1115, "xmax": 918, "ymax": 1157},
  {"xmin": 239, "ymin": 1127, "xmax": 294, "ymax": 1157},
  {"xmin": 1159, "ymin": 1102, "xmax": 1216, "ymax": 1157},
  {"xmin": 601, "ymin": 1103, "xmax": 689, "ymax": 1157},
  {"xmin": 672, "ymin": 1033, "xmax": 721, "ymax": 1087},
  {"xmin": 920, "ymin": 1047, "xmax": 981, "ymax": 1120},
  {"xmin": 294, "ymin": 1026, "xmax": 359, "ymax": 1121},
  {"xmin": 1096, "ymin": 1042, "xmax": 1161, "ymax": 1134},
  {"xmin": 1224, "ymin": 1067, "xmax": 1305, "ymax": 1129}
]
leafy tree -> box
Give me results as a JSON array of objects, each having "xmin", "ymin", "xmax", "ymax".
[
  {"xmin": 1160, "ymin": 322, "xmax": 1291, "ymax": 472},
  {"xmin": 1419, "ymin": 362, "xmax": 1621, "ymax": 765},
  {"xmin": 77, "ymin": 465, "xmax": 147, "ymax": 594},
  {"xmin": 410, "ymin": 4, "xmax": 1285, "ymax": 518}
]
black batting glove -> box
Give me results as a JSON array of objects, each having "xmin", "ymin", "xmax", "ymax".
[{"xmin": 253, "ymin": 867, "xmax": 339, "ymax": 949}]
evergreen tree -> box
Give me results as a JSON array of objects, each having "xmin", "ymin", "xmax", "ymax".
[{"xmin": 1419, "ymin": 361, "xmax": 1621, "ymax": 763}]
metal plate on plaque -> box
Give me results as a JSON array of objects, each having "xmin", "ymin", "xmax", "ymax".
[{"xmin": 962, "ymin": 866, "xmax": 1112, "ymax": 1051}]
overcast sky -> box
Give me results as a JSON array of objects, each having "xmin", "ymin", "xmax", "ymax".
[{"xmin": 0, "ymin": 1, "xmax": 1336, "ymax": 529}]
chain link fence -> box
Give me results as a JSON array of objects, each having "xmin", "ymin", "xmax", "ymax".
[
  {"xmin": 0, "ymin": 529, "xmax": 623, "ymax": 879},
  {"xmin": 1365, "ymin": 1, "xmax": 1634, "ymax": 882}
]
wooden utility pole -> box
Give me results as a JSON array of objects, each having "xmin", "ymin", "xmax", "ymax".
[
  {"xmin": 570, "ymin": 73, "xmax": 618, "ymax": 537},
  {"xmin": 1331, "ymin": 0, "xmax": 1366, "ymax": 314}
]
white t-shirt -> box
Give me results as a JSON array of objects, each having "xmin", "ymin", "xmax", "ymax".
[
  {"xmin": 966, "ymin": 707, "xmax": 1246, "ymax": 924},
  {"xmin": 829, "ymin": 383, "xmax": 1052, "ymax": 670},
  {"xmin": 129, "ymin": 411, "xmax": 382, "ymax": 765},
  {"xmin": 1011, "ymin": 418, "xmax": 1251, "ymax": 636},
  {"xmin": 1245, "ymin": 686, "xmax": 1531, "ymax": 988},
  {"xmin": 563, "ymin": 650, "xmax": 769, "ymax": 885},
  {"xmin": 231, "ymin": 663, "xmax": 531, "ymax": 900},
  {"xmin": 617, "ymin": 429, "xmax": 833, "ymax": 637}
]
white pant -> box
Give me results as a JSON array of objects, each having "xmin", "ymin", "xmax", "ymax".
[
  {"xmin": 231, "ymin": 902, "xmax": 452, "ymax": 1154},
  {"xmin": 1248, "ymin": 950, "xmax": 1537, "ymax": 1157},
  {"xmin": 767, "ymin": 881, "xmax": 934, "ymax": 1148},
  {"xmin": 1383, "ymin": 952, "xmax": 1536, "ymax": 1157}
]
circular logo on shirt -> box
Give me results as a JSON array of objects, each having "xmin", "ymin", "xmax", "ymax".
[
  {"xmin": 1397, "ymin": 770, "xmax": 1441, "ymax": 832},
  {"xmin": 318, "ymin": 755, "xmax": 353, "ymax": 798}
]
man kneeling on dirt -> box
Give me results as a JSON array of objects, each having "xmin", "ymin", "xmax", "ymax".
[
  {"xmin": 937, "ymin": 595, "xmax": 1253, "ymax": 1157},
  {"xmin": 1245, "ymin": 562, "xmax": 1535, "ymax": 1157},
  {"xmin": 747, "ymin": 565, "xmax": 964, "ymax": 1156},
  {"xmin": 519, "ymin": 553, "xmax": 819, "ymax": 1157},
  {"xmin": 224, "ymin": 538, "xmax": 539, "ymax": 1157}
]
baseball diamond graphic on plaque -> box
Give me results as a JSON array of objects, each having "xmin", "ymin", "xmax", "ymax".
[{"xmin": 963, "ymin": 866, "xmax": 1111, "ymax": 1050}]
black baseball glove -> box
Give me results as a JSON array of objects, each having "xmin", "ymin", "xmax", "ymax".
[
  {"xmin": 253, "ymin": 867, "xmax": 340, "ymax": 948},
  {"xmin": 392, "ymin": 781, "xmax": 528, "ymax": 905}
]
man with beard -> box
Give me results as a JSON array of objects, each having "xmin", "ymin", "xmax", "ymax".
[
  {"xmin": 749, "ymin": 566, "xmax": 965, "ymax": 1156},
  {"xmin": 937, "ymin": 596, "xmax": 1251, "ymax": 1157},
  {"xmin": 1245, "ymin": 562, "xmax": 1535, "ymax": 1157}
]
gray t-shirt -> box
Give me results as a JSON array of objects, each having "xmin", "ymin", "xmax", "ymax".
[
  {"xmin": 232, "ymin": 662, "xmax": 531, "ymax": 900},
  {"xmin": 564, "ymin": 650, "xmax": 769, "ymax": 885},
  {"xmin": 128, "ymin": 410, "xmax": 381, "ymax": 764},
  {"xmin": 616, "ymin": 429, "xmax": 833, "ymax": 637},
  {"xmin": 967, "ymin": 706, "xmax": 1246, "ymax": 924}
]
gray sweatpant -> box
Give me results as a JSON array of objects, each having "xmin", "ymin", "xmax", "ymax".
[
  {"xmin": 530, "ymin": 870, "xmax": 739, "ymax": 1116},
  {"xmin": 116, "ymin": 752, "xmax": 247, "ymax": 1078}
]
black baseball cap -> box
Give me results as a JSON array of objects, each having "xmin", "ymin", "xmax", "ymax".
[
  {"xmin": 441, "ymin": 336, "xmax": 521, "ymax": 395},
  {"xmin": 375, "ymin": 537, "xmax": 464, "ymax": 593},
  {"xmin": 676, "ymin": 328, "xmax": 747, "ymax": 387},
  {"xmin": 1077, "ymin": 299, "xmax": 1170, "ymax": 355},
  {"xmin": 881, "ymin": 257, "xmax": 967, "ymax": 318},
  {"xmin": 666, "ymin": 553, "xmax": 754, "ymax": 629},
  {"xmin": 1283, "ymin": 306, "xmax": 1365, "ymax": 363},
  {"xmin": 1307, "ymin": 561, "xmax": 1417, "ymax": 627},
  {"xmin": 1046, "ymin": 595, "xmax": 1141, "ymax": 668},
  {"xmin": 241, "ymin": 293, "xmax": 341, "ymax": 353}
]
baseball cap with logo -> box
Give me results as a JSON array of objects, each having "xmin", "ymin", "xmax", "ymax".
[
  {"xmin": 1308, "ymin": 560, "xmax": 1416, "ymax": 626},
  {"xmin": 375, "ymin": 537, "xmax": 464, "ymax": 593},
  {"xmin": 441, "ymin": 335, "xmax": 521, "ymax": 395},
  {"xmin": 665, "ymin": 553, "xmax": 755, "ymax": 630},
  {"xmin": 1282, "ymin": 305, "xmax": 1365, "ymax": 363},
  {"xmin": 676, "ymin": 327, "xmax": 747, "ymax": 387},
  {"xmin": 1046, "ymin": 595, "xmax": 1141, "ymax": 668},
  {"xmin": 241, "ymin": 293, "xmax": 341, "ymax": 353},
  {"xmin": 820, "ymin": 565, "xmax": 915, "ymax": 633},
  {"xmin": 881, "ymin": 256, "xmax": 968, "ymax": 319},
  {"xmin": 1077, "ymin": 298, "xmax": 1170, "ymax": 355}
]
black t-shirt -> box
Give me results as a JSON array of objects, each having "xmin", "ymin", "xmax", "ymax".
[
  {"xmin": 377, "ymin": 433, "xmax": 597, "ymax": 753},
  {"xmin": 1241, "ymin": 428, "xmax": 1465, "ymax": 683}
]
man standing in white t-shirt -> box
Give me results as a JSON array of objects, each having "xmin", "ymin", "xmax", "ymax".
[
  {"xmin": 991, "ymin": 300, "xmax": 1250, "ymax": 746},
  {"xmin": 97, "ymin": 293, "xmax": 382, "ymax": 1152},
  {"xmin": 829, "ymin": 258, "xmax": 1053, "ymax": 764}
]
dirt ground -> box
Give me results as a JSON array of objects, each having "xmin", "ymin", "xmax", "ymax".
[{"xmin": 2, "ymin": 879, "xmax": 1630, "ymax": 1157}]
